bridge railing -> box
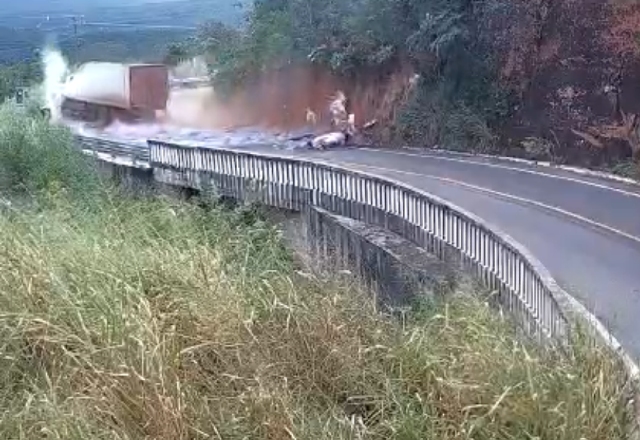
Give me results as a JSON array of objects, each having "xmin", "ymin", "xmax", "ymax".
[
  {"xmin": 74, "ymin": 135, "xmax": 149, "ymax": 164},
  {"xmin": 146, "ymin": 139, "xmax": 572, "ymax": 343}
]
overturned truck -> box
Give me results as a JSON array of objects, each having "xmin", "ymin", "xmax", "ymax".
[{"xmin": 50, "ymin": 62, "xmax": 170, "ymax": 126}]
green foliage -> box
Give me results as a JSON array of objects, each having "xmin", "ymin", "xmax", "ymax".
[
  {"xmin": 0, "ymin": 61, "xmax": 42, "ymax": 103},
  {"xmin": 398, "ymin": 58, "xmax": 511, "ymax": 152},
  {"xmin": 201, "ymin": 0, "xmax": 513, "ymax": 150},
  {"xmin": 393, "ymin": 0, "xmax": 513, "ymax": 151},
  {"xmin": 0, "ymin": 0, "xmax": 248, "ymax": 65},
  {"xmin": 398, "ymin": 85, "xmax": 497, "ymax": 152},
  {"xmin": 0, "ymin": 106, "xmax": 100, "ymax": 200},
  {"xmin": 0, "ymin": 26, "xmax": 185, "ymax": 66},
  {"xmin": 611, "ymin": 160, "xmax": 640, "ymax": 180},
  {"xmin": 164, "ymin": 42, "xmax": 192, "ymax": 66},
  {"xmin": 193, "ymin": 21, "xmax": 247, "ymax": 96}
]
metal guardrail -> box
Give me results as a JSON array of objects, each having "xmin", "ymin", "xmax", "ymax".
[
  {"xmin": 146, "ymin": 139, "xmax": 572, "ymax": 342},
  {"xmin": 74, "ymin": 135, "xmax": 149, "ymax": 164}
]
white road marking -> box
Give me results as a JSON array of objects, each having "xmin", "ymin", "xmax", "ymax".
[
  {"xmin": 343, "ymin": 161, "xmax": 640, "ymax": 246},
  {"xmin": 357, "ymin": 148, "xmax": 640, "ymax": 200}
]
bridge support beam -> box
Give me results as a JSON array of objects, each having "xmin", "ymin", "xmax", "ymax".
[{"xmin": 302, "ymin": 206, "xmax": 457, "ymax": 309}]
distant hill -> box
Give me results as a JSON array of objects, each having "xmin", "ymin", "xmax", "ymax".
[
  {"xmin": 0, "ymin": 0, "xmax": 249, "ymax": 65},
  {"xmin": 0, "ymin": 0, "xmax": 206, "ymax": 17}
]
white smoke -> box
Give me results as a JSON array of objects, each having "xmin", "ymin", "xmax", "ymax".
[
  {"xmin": 40, "ymin": 46, "xmax": 69, "ymax": 121},
  {"xmin": 171, "ymin": 56, "xmax": 209, "ymax": 79}
]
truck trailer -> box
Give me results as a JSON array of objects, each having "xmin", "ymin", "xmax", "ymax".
[{"xmin": 54, "ymin": 62, "xmax": 170, "ymax": 126}]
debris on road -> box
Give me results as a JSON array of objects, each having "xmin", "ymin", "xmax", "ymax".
[
  {"xmin": 329, "ymin": 91, "xmax": 349, "ymax": 131},
  {"xmin": 304, "ymin": 90, "xmax": 382, "ymax": 150},
  {"xmin": 309, "ymin": 131, "xmax": 348, "ymax": 150},
  {"xmin": 305, "ymin": 107, "xmax": 318, "ymax": 126}
]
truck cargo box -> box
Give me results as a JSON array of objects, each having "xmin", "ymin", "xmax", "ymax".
[
  {"xmin": 61, "ymin": 62, "xmax": 169, "ymax": 111},
  {"xmin": 129, "ymin": 64, "xmax": 169, "ymax": 110}
]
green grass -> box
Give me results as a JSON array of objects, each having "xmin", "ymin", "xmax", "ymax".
[
  {"xmin": 0, "ymin": 103, "xmax": 100, "ymax": 201},
  {"xmin": 0, "ymin": 108, "xmax": 632, "ymax": 439},
  {"xmin": 610, "ymin": 160, "xmax": 640, "ymax": 181}
]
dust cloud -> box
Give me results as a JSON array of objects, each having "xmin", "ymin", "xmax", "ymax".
[
  {"xmin": 41, "ymin": 46, "xmax": 70, "ymax": 122},
  {"xmin": 39, "ymin": 48, "xmax": 415, "ymax": 146},
  {"xmin": 162, "ymin": 86, "xmax": 227, "ymax": 129},
  {"xmin": 172, "ymin": 56, "xmax": 209, "ymax": 79}
]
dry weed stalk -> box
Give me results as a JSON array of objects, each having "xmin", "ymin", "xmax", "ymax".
[{"xmin": 574, "ymin": 111, "xmax": 640, "ymax": 163}]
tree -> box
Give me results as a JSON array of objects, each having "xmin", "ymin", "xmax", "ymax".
[
  {"xmin": 0, "ymin": 61, "xmax": 42, "ymax": 103},
  {"xmin": 197, "ymin": 0, "xmax": 509, "ymax": 149},
  {"xmin": 164, "ymin": 43, "xmax": 190, "ymax": 66}
]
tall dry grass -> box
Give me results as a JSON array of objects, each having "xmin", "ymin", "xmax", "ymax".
[{"xmin": 0, "ymin": 108, "xmax": 631, "ymax": 439}]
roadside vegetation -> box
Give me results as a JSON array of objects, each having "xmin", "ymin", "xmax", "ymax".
[
  {"xmin": 192, "ymin": 0, "xmax": 508, "ymax": 153},
  {"xmin": 0, "ymin": 107, "xmax": 631, "ymax": 438},
  {"xmin": 185, "ymin": 0, "xmax": 640, "ymax": 175}
]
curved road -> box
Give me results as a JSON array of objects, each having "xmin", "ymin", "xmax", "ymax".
[
  {"xmin": 232, "ymin": 144, "xmax": 640, "ymax": 358},
  {"xmin": 88, "ymin": 122, "xmax": 640, "ymax": 359}
]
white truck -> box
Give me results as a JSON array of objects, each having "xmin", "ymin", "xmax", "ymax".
[{"xmin": 47, "ymin": 62, "xmax": 170, "ymax": 126}]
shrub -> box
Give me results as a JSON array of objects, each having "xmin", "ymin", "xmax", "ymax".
[{"xmin": 0, "ymin": 105, "xmax": 100, "ymax": 200}]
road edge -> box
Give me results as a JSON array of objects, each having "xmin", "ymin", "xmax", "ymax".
[{"xmin": 407, "ymin": 146, "xmax": 640, "ymax": 187}]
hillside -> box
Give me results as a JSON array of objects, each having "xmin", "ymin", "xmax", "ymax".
[
  {"xmin": 0, "ymin": 0, "xmax": 245, "ymax": 19},
  {"xmin": 0, "ymin": 0, "xmax": 248, "ymax": 64},
  {"xmin": 0, "ymin": 0, "xmax": 133, "ymax": 16},
  {"xmin": 201, "ymin": 0, "xmax": 640, "ymax": 174}
]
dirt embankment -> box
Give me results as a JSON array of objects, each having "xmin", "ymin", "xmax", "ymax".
[
  {"xmin": 489, "ymin": 0, "xmax": 640, "ymax": 165},
  {"xmin": 164, "ymin": 63, "xmax": 416, "ymax": 136},
  {"xmin": 167, "ymin": 0, "xmax": 640, "ymax": 168}
]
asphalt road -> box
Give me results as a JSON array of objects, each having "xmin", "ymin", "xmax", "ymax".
[{"xmin": 239, "ymin": 144, "xmax": 640, "ymax": 359}]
